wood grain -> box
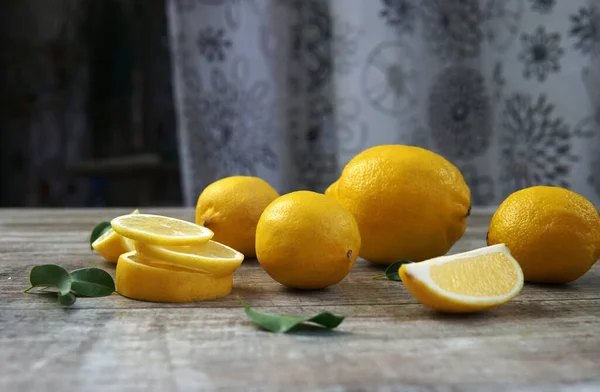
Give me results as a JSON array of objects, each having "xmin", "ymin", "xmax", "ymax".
[{"xmin": 0, "ymin": 209, "xmax": 599, "ymax": 392}]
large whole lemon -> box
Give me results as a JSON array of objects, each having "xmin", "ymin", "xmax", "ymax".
[
  {"xmin": 196, "ymin": 176, "xmax": 279, "ymax": 258},
  {"xmin": 325, "ymin": 145, "xmax": 470, "ymax": 265},
  {"xmin": 255, "ymin": 191, "xmax": 361, "ymax": 289},
  {"xmin": 487, "ymin": 186, "xmax": 600, "ymax": 283}
]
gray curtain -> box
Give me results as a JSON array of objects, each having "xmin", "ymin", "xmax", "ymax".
[{"xmin": 167, "ymin": 0, "xmax": 600, "ymax": 207}]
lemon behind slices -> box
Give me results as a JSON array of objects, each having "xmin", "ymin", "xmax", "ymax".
[
  {"xmin": 487, "ymin": 186, "xmax": 600, "ymax": 283},
  {"xmin": 196, "ymin": 176, "xmax": 279, "ymax": 258},
  {"xmin": 399, "ymin": 244, "xmax": 524, "ymax": 313},
  {"xmin": 256, "ymin": 191, "xmax": 361, "ymax": 289},
  {"xmin": 326, "ymin": 145, "xmax": 470, "ymax": 265}
]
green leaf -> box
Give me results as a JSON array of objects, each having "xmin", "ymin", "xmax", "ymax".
[
  {"xmin": 58, "ymin": 293, "xmax": 76, "ymax": 306},
  {"xmin": 238, "ymin": 297, "xmax": 345, "ymax": 333},
  {"xmin": 372, "ymin": 260, "xmax": 413, "ymax": 281},
  {"xmin": 70, "ymin": 268, "xmax": 115, "ymax": 297},
  {"xmin": 90, "ymin": 221, "xmax": 112, "ymax": 250},
  {"xmin": 24, "ymin": 264, "xmax": 72, "ymax": 296}
]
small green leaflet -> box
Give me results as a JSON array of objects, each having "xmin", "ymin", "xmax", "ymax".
[
  {"xmin": 238, "ymin": 297, "xmax": 345, "ymax": 333},
  {"xmin": 59, "ymin": 293, "xmax": 77, "ymax": 306},
  {"xmin": 25, "ymin": 265, "xmax": 115, "ymax": 306},
  {"xmin": 70, "ymin": 268, "xmax": 115, "ymax": 297},
  {"xmin": 372, "ymin": 260, "xmax": 413, "ymax": 281},
  {"xmin": 90, "ymin": 221, "xmax": 112, "ymax": 250},
  {"xmin": 24, "ymin": 264, "xmax": 72, "ymax": 296}
]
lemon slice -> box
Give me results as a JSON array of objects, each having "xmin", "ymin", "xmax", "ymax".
[
  {"xmin": 92, "ymin": 209, "xmax": 140, "ymax": 262},
  {"xmin": 399, "ymin": 244, "xmax": 524, "ymax": 313},
  {"xmin": 135, "ymin": 240, "xmax": 244, "ymax": 277},
  {"xmin": 116, "ymin": 251, "xmax": 233, "ymax": 302},
  {"xmin": 111, "ymin": 214, "xmax": 213, "ymax": 246}
]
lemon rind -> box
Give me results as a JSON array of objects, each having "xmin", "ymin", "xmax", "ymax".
[{"xmin": 403, "ymin": 244, "xmax": 524, "ymax": 305}]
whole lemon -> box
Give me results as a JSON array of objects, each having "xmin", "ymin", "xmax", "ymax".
[
  {"xmin": 325, "ymin": 145, "xmax": 470, "ymax": 265},
  {"xmin": 196, "ymin": 176, "xmax": 279, "ymax": 258},
  {"xmin": 487, "ymin": 186, "xmax": 600, "ymax": 283},
  {"xmin": 255, "ymin": 191, "xmax": 361, "ymax": 289},
  {"xmin": 324, "ymin": 182, "xmax": 337, "ymax": 197}
]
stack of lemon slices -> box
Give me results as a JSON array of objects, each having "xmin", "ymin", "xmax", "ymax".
[{"xmin": 107, "ymin": 214, "xmax": 244, "ymax": 303}]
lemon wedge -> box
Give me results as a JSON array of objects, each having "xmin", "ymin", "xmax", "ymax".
[
  {"xmin": 111, "ymin": 214, "xmax": 213, "ymax": 246},
  {"xmin": 92, "ymin": 229, "xmax": 128, "ymax": 262},
  {"xmin": 399, "ymin": 244, "xmax": 524, "ymax": 313},
  {"xmin": 92, "ymin": 209, "xmax": 140, "ymax": 262},
  {"xmin": 116, "ymin": 251, "xmax": 233, "ymax": 302},
  {"xmin": 135, "ymin": 240, "xmax": 244, "ymax": 277}
]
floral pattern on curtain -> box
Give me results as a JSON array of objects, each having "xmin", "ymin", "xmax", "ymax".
[{"xmin": 168, "ymin": 0, "xmax": 600, "ymax": 207}]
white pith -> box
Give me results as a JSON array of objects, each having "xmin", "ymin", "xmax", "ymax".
[{"xmin": 404, "ymin": 244, "xmax": 524, "ymax": 304}]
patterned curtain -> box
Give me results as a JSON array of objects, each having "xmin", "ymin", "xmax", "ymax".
[{"xmin": 168, "ymin": 0, "xmax": 600, "ymax": 207}]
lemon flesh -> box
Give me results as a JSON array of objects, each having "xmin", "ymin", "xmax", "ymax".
[
  {"xmin": 111, "ymin": 214, "xmax": 213, "ymax": 246},
  {"xmin": 399, "ymin": 244, "xmax": 524, "ymax": 313}
]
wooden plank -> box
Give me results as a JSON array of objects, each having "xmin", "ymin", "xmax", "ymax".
[
  {"xmin": 0, "ymin": 209, "xmax": 599, "ymax": 391},
  {"xmin": 0, "ymin": 302, "xmax": 599, "ymax": 391},
  {"xmin": 2, "ymin": 258, "xmax": 600, "ymax": 311}
]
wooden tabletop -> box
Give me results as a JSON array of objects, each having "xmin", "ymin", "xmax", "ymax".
[{"xmin": 1, "ymin": 209, "xmax": 599, "ymax": 392}]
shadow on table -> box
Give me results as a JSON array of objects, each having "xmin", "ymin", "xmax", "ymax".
[{"xmin": 266, "ymin": 324, "xmax": 354, "ymax": 337}]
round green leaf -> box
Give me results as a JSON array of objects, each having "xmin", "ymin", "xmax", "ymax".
[
  {"xmin": 26, "ymin": 264, "xmax": 72, "ymax": 296},
  {"xmin": 70, "ymin": 268, "xmax": 115, "ymax": 297}
]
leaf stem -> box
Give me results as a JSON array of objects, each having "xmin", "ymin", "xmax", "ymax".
[{"xmin": 236, "ymin": 296, "xmax": 250, "ymax": 309}]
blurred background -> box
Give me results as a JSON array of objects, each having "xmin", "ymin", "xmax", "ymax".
[{"xmin": 1, "ymin": 0, "xmax": 599, "ymax": 208}]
